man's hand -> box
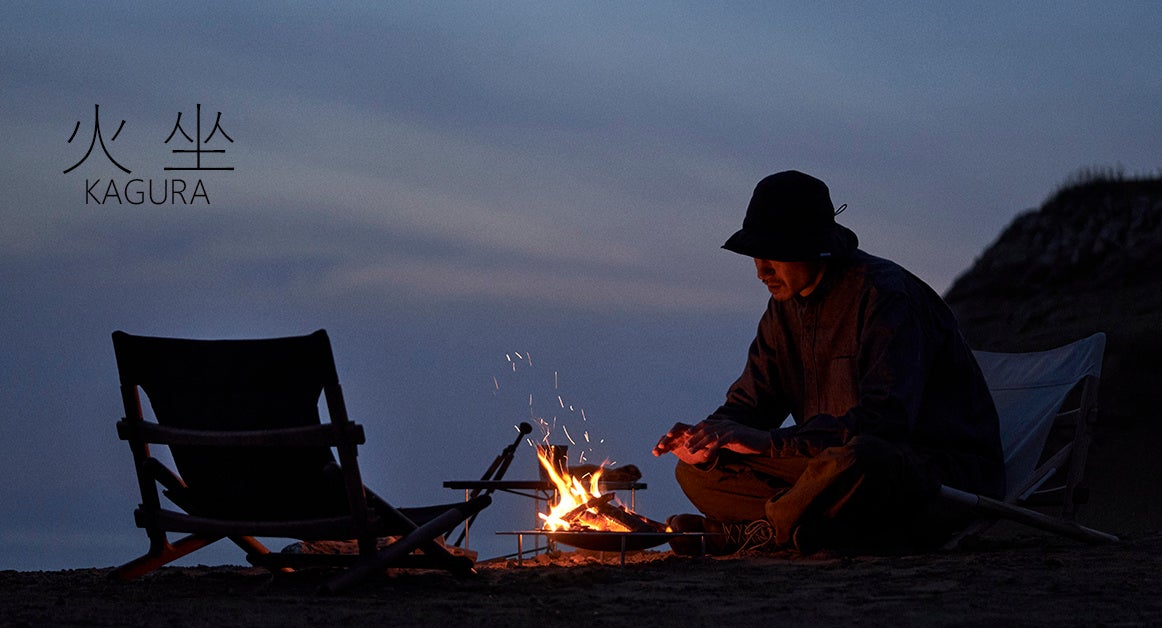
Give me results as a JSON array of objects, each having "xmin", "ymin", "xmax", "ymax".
[
  {"xmin": 653, "ymin": 422, "xmax": 713, "ymax": 465},
  {"xmin": 653, "ymin": 418, "xmax": 772, "ymax": 465}
]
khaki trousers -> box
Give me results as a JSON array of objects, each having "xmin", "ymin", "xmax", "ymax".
[{"xmin": 675, "ymin": 435, "xmax": 949, "ymax": 547}]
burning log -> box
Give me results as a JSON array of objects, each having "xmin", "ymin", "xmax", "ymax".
[
  {"xmin": 560, "ymin": 493, "xmax": 615, "ymax": 526},
  {"xmin": 555, "ymin": 491, "xmax": 661, "ymax": 533},
  {"xmin": 593, "ymin": 499, "xmax": 662, "ymax": 533}
]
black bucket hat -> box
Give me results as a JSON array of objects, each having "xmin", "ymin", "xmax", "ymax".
[{"xmin": 722, "ymin": 170, "xmax": 858, "ymax": 261}]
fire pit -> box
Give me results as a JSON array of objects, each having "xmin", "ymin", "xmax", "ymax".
[
  {"xmin": 497, "ymin": 445, "xmax": 708, "ymax": 564},
  {"xmin": 536, "ymin": 447, "xmax": 663, "ymax": 530}
]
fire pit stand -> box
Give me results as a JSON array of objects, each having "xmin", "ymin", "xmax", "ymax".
[{"xmin": 497, "ymin": 530, "xmax": 710, "ymax": 566}]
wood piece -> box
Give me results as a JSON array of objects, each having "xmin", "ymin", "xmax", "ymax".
[
  {"xmin": 559, "ymin": 493, "xmax": 615, "ymax": 525},
  {"xmin": 594, "ymin": 499, "xmax": 659, "ymax": 532}
]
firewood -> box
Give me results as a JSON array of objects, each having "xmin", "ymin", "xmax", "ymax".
[
  {"xmin": 560, "ymin": 493, "xmax": 615, "ymax": 525},
  {"xmin": 594, "ymin": 499, "xmax": 659, "ymax": 532}
]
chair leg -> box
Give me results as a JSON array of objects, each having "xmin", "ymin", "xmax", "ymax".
[
  {"xmin": 111, "ymin": 533, "xmax": 222, "ymax": 580},
  {"xmin": 231, "ymin": 535, "xmax": 295, "ymax": 574},
  {"xmin": 938, "ymin": 485, "xmax": 1118, "ymax": 544},
  {"xmin": 364, "ymin": 489, "xmax": 469, "ymax": 566},
  {"xmin": 320, "ymin": 497, "xmax": 490, "ymax": 595}
]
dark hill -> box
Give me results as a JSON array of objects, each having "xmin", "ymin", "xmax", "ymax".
[{"xmin": 944, "ymin": 173, "xmax": 1162, "ymax": 535}]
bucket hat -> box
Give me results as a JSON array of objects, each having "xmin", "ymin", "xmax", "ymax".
[{"xmin": 722, "ymin": 170, "xmax": 858, "ymax": 261}]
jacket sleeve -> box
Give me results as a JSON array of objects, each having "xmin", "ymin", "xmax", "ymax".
[{"xmin": 709, "ymin": 301, "xmax": 792, "ymax": 430}]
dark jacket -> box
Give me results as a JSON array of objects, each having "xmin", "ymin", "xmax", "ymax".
[{"xmin": 713, "ymin": 250, "xmax": 1005, "ymax": 497}]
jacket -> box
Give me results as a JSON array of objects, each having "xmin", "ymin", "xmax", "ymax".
[{"xmin": 713, "ymin": 250, "xmax": 1005, "ymax": 497}]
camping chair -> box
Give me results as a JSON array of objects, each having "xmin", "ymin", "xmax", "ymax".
[
  {"xmin": 938, "ymin": 332, "xmax": 1118, "ymax": 544},
  {"xmin": 111, "ymin": 329, "xmax": 490, "ymax": 592}
]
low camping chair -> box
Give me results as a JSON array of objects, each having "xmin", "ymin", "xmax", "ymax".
[
  {"xmin": 938, "ymin": 332, "xmax": 1118, "ymax": 544},
  {"xmin": 111, "ymin": 329, "xmax": 490, "ymax": 592}
]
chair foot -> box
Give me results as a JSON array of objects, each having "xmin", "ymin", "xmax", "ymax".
[{"xmin": 111, "ymin": 534, "xmax": 220, "ymax": 580}]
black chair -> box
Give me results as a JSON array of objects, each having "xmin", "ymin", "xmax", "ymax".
[{"xmin": 111, "ymin": 329, "xmax": 490, "ymax": 592}]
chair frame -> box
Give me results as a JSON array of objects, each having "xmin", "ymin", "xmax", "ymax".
[
  {"xmin": 111, "ymin": 329, "xmax": 489, "ymax": 591},
  {"xmin": 939, "ymin": 332, "xmax": 1117, "ymax": 545}
]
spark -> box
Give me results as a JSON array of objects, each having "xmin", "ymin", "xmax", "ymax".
[
  {"xmin": 538, "ymin": 420, "xmax": 551, "ymax": 444},
  {"xmin": 512, "ymin": 362, "xmax": 516, "ymax": 372},
  {"xmin": 569, "ymin": 405, "xmax": 574, "ymax": 412},
  {"xmin": 557, "ymin": 395, "xmax": 564, "ymax": 408},
  {"xmin": 584, "ymin": 431, "xmax": 590, "ymax": 443},
  {"xmin": 554, "ymin": 371, "xmax": 558, "ymax": 389},
  {"xmin": 579, "ymin": 451, "xmax": 588, "ymax": 464},
  {"xmin": 493, "ymin": 376, "xmax": 499, "ymax": 391},
  {"xmin": 581, "ymin": 409, "xmax": 587, "ymax": 421},
  {"xmin": 506, "ymin": 354, "xmax": 512, "ymax": 362},
  {"xmin": 515, "ymin": 351, "xmax": 524, "ymax": 360},
  {"xmin": 562, "ymin": 425, "xmax": 577, "ymax": 446}
]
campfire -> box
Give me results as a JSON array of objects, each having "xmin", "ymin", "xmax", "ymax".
[
  {"xmin": 535, "ymin": 445, "xmax": 663, "ymax": 534},
  {"xmin": 489, "ymin": 355, "xmax": 675, "ymax": 556}
]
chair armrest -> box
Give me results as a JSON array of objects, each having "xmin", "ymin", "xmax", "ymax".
[{"xmin": 116, "ymin": 419, "xmax": 365, "ymax": 447}]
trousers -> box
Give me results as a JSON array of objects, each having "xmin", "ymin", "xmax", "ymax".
[{"xmin": 674, "ymin": 434, "xmax": 951, "ymax": 547}]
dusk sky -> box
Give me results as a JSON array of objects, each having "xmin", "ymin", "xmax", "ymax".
[{"xmin": 3, "ymin": 2, "xmax": 1160, "ymax": 570}]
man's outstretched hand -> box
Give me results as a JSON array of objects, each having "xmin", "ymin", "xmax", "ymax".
[
  {"xmin": 653, "ymin": 417, "xmax": 772, "ymax": 465},
  {"xmin": 652, "ymin": 422, "xmax": 712, "ymax": 464}
]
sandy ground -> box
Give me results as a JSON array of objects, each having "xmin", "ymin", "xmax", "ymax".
[{"xmin": 2, "ymin": 529, "xmax": 1159, "ymax": 627}]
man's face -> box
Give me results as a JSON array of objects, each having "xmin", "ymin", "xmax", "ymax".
[{"xmin": 754, "ymin": 258, "xmax": 825, "ymax": 301}]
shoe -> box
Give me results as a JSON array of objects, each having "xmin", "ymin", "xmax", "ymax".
[
  {"xmin": 719, "ymin": 519, "xmax": 775, "ymax": 554},
  {"xmin": 666, "ymin": 514, "xmax": 708, "ymax": 556},
  {"xmin": 666, "ymin": 514, "xmax": 775, "ymax": 556}
]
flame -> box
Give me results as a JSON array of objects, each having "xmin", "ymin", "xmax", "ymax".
[{"xmin": 536, "ymin": 446, "xmax": 635, "ymax": 532}]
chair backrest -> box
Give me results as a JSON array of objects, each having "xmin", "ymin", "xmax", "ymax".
[
  {"xmin": 112, "ymin": 329, "xmax": 352, "ymax": 520},
  {"xmin": 972, "ymin": 332, "xmax": 1105, "ymax": 503}
]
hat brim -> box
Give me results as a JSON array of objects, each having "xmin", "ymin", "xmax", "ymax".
[{"xmin": 722, "ymin": 224, "xmax": 858, "ymax": 261}]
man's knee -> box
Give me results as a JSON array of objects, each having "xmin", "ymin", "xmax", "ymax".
[
  {"xmin": 673, "ymin": 459, "xmax": 783, "ymax": 522},
  {"xmin": 674, "ymin": 460, "xmax": 712, "ymax": 492}
]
